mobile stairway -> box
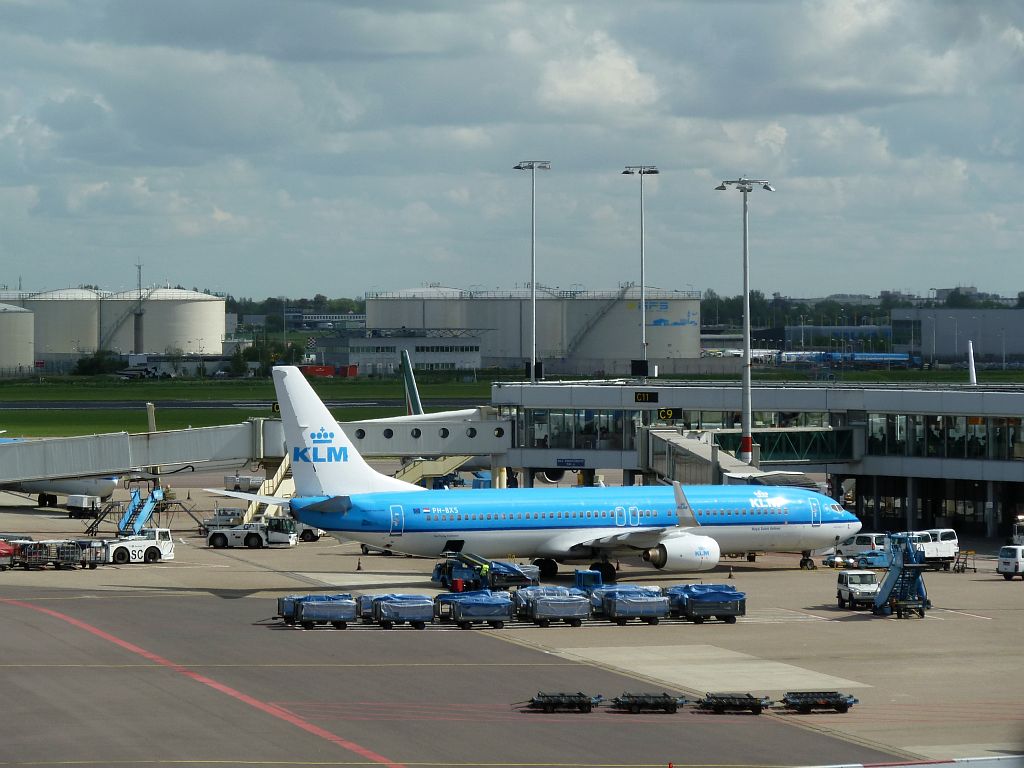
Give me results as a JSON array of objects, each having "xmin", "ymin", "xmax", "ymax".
[
  {"xmin": 117, "ymin": 488, "xmax": 163, "ymax": 536},
  {"xmin": 872, "ymin": 534, "xmax": 930, "ymax": 618}
]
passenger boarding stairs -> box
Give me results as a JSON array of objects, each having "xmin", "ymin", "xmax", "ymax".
[
  {"xmin": 117, "ymin": 488, "xmax": 163, "ymax": 536},
  {"xmin": 873, "ymin": 535, "xmax": 929, "ymax": 618},
  {"xmin": 394, "ymin": 454, "xmax": 472, "ymax": 486}
]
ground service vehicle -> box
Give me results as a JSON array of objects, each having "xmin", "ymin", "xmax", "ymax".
[
  {"xmin": 902, "ymin": 529, "xmax": 959, "ymax": 570},
  {"xmin": 104, "ymin": 528, "xmax": 175, "ymax": 565},
  {"xmin": 207, "ymin": 518, "xmax": 297, "ymax": 549},
  {"xmin": 836, "ymin": 569, "xmax": 880, "ymax": 608},
  {"xmin": 66, "ymin": 494, "xmax": 101, "ymax": 519},
  {"xmin": 997, "ymin": 545, "xmax": 1024, "ymax": 580},
  {"xmin": 1011, "ymin": 516, "xmax": 1024, "ymax": 545}
]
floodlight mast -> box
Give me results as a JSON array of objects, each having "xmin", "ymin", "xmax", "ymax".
[
  {"xmin": 716, "ymin": 177, "xmax": 774, "ymax": 464},
  {"xmin": 514, "ymin": 161, "xmax": 551, "ymax": 383},
  {"xmin": 622, "ymin": 165, "xmax": 659, "ymax": 362}
]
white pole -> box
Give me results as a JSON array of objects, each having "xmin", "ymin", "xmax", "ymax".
[
  {"xmin": 640, "ymin": 170, "xmax": 647, "ymax": 361},
  {"xmin": 740, "ymin": 186, "xmax": 752, "ymax": 464},
  {"xmin": 530, "ymin": 165, "xmax": 537, "ymax": 383}
]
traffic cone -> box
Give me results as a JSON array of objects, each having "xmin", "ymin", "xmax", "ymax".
[
  {"xmin": 728, "ymin": 567, "xmax": 734, "ymax": 579},
  {"xmin": 356, "ymin": 559, "xmax": 363, "ymax": 571}
]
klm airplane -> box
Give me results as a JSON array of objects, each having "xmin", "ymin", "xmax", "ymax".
[{"xmin": 218, "ymin": 367, "xmax": 861, "ymax": 581}]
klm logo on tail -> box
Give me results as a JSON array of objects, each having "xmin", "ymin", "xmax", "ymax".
[{"xmin": 294, "ymin": 427, "xmax": 349, "ymax": 464}]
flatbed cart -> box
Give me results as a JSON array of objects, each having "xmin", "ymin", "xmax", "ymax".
[
  {"xmin": 450, "ymin": 595, "xmax": 513, "ymax": 629},
  {"xmin": 608, "ymin": 692, "xmax": 689, "ymax": 714},
  {"xmin": 696, "ymin": 693, "xmax": 773, "ymax": 715},
  {"xmin": 296, "ymin": 596, "xmax": 358, "ymax": 629},
  {"xmin": 372, "ymin": 594, "xmax": 435, "ymax": 630},
  {"xmin": 780, "ymin": 691, "xmax": 858, "ymax": 714},
  {"xmin": 518, "ymin": 692, "xmax": 604, "ymax": 714}
]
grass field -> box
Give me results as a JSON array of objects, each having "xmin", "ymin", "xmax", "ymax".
[
  {"xmin": 2, "ymin": 368, "xmax": 1022, "ymax": 437},
  {"xmin": 0, "ymin": 405, "xmax": 404, "ymax": 438}
]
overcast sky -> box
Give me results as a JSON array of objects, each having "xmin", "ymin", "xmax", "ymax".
[{"xmin": 1, "ymin": 1, "xmax": 1022, "ymax": 301}]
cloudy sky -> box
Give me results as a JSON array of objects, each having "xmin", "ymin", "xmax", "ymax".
[{"xmin": 1, "ymin": 1, "xmax": 1022, "ymax": 301}]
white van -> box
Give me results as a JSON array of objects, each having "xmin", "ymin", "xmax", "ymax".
[
  {"xmin": 835, "ymin": 533, "xmax": 888, "ymax": 559},
  {"xmin": 997, "ymin": 545, "xmax": 1024, "ymax": 580}
]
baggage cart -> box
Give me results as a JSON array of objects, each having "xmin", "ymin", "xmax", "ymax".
[
  {"xmin": 77, "ymin": 540, "xmax": 104, "ymax": 569},
  {"xmin": 450, "ymin": 595, "xmax": 513, "ymax": 629},
  {"xmin": 588, "ymin": 585, "xmax": 661, "ymax": 617},
  {"xmin": 512, "ymin": 585, "xmax": 572, "ymax": 617},
  {"xmin": 695, "ymin": 692, "xmax": 772, "ymax": 715},
  {"xmin": 297, "ymin": 597, "xmax": 358, "ymax": 629},
  {"xmin": 434, "ymin": 589, "xmax": 493, "ymax": 622},
  {"xmin": 523, "ymin": 595, "xmax": 590, "ymax": 627},
  {"xmin": 0, "ymin": 540, "xmax": 14, "ymax": 571},
  {"xmin": 18, "ymin": 540, "xmax": 82, "ymax": 570},
  {"xmin": 372, "ymin": 594, "xmax": 434, "ymax": 630},
  {"xmin": 603, "ymin": 593, "xmax": 669, "ymax": 625},
  {"xmin": 780, "ymin": 691, "xmax": 858, "ymax": 714},
  {"xmin": 518, "ymin": 691, "xmax": 604, "ymax": 714},
  {"xmin": 609, "ymin": 692, "xmax": 689, "ymax": 714},
  {"xmin": 666, "ymin": 584, "xmax": 746, "ymax": 624},
  {"xmin": 277, "ymin": 593, "xmax": 351, "ymax": 625}
]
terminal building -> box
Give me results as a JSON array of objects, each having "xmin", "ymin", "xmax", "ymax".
[{"xmin": 474, "ymin": 379, "xmax": 1023, "ymax": 539}]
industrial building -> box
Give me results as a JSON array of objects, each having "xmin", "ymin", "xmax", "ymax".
[
  {"xmin": 0, "ymin": 287, "xmax": 226, "ymax": 370},
  {"xmin": 0, "ymin": 303, "xmax": 35, "ymax": 375},
  {"xmin": 364, "ymin": 286, "xmax": 701, "ymax": 375}
]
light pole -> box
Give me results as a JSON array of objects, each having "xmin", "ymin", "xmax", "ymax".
[
  {"xmin": 1001, "ymin": 328, "xmax": 1006, "ymax": 370},
  {"xmin": 622, "ymin": 165, "xmax": 659, "ymax": 362},
  {"xmin": 514, "ymin": 160, "xmax": 551, "ymax": 382},
  {"xmin": 799, "ymin": 314, "xmax": 806, "ymax": 349},
  {"xmin": 715, "ymin": 177, "xmax": 774, "ymax": 464},
  {"xmin": 279, "ymin": 296, "xmax": 287, "ymax": 363}
]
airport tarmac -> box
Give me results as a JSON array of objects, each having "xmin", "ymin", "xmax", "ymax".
[{"xmin": 1, "ymin": 482, "xmax": 1022, "ymax": 767}]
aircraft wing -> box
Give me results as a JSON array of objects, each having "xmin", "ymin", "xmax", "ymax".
[
  {"xmin": 541, "ymin": 525, "xmax": 700, "ymax": 555},
  {"xmin": 538, "ymin": 482, "xmax": 701, "ymax": 554}
]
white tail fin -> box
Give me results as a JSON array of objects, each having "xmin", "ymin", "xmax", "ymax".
[{"xmin": 272, "ymin": 366, "xmax": 419, "ymax": 496}]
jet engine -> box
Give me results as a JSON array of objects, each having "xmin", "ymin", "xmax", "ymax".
[
  {"xmin": 537, "ymin": 469, "xmax": 565, "ymax": 484},
  {"xmin": 642, "ymin": 534, "xmax": 720, "ymax": 572}
]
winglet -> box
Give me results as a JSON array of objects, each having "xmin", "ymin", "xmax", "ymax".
[{"xmin": 673, "ymin": 482, "xmax": 700, "ymax": 527}]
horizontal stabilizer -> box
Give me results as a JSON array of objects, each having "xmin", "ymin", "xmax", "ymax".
[{"xmin": 204, "ymin": 489, "xmax": 290, "ymax": 507}]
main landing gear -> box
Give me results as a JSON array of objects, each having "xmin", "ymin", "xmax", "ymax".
[
  {"xmin": 799, "ymin": 551, "xmax": 817, "ymax": 570},
  {"xmin": 532, "ymin": 558, "xmax": 558, "ymax": 578},
  {"xmin": 590, "ymin": 560, "xmax": 618, "ymax": 583}
]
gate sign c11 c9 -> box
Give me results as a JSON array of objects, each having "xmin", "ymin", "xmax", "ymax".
[
  {"xmin": 657, "ymin": 408, "xmax": 683, "ymax": 420},
  {"xmin": 634, "ymin": 391, "xmax": 659, "ymax": 403}
]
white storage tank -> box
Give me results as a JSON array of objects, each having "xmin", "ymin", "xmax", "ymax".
[
  {"xmin": 102, "ymin": 288, "xmax": 225, "ymax": 354},
  {"xmin": 21, "ymin": 288, "xmax": 101, "ymax": 354},
  {"xmin": 0, "ymin": 303, "xmax": 35, "ymax": 373}
]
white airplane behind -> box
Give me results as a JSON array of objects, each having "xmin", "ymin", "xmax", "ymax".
[
  {"xmin": 0, "ymin": 435, "xmax": 118, "ymax": 506},
  {"xmin": 213, "ymin": 367, "xmax": 861, "ymax": 579}
]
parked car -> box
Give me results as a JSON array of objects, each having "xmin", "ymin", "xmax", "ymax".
[{"xmin": 834, "ymin": 533, "xmax": 888, "ymax": 559}]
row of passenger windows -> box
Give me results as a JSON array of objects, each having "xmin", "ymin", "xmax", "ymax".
[{"xmin": 421, "ymin": 507, "xmax": 791, "ymax": 522}]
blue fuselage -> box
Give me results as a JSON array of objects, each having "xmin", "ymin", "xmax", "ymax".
[{"xmin": 290, "ymin": 485, "xmax": 860, "ymax": 560}]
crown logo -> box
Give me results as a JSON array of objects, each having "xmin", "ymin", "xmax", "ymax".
[{"xmin": 310, "ymin": 427, "xmax": 334, "ymax": 445}]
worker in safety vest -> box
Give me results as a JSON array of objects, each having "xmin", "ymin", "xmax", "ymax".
[{"xmin": 479, "ymin": 562, "xmax": 490, "ymax": 588}]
